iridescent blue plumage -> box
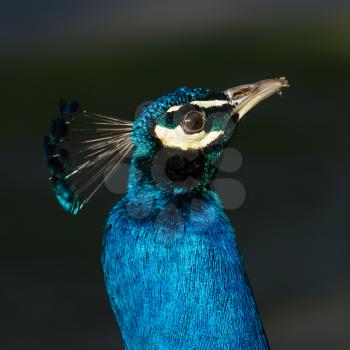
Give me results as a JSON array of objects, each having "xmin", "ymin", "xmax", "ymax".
[
  {"xmin": 103, "ymin": 193, "xmax": 269, "ymax": 349},
  {"xmin": 102, "ymin": 87, "xmax": 270, "ymax": 349},
  {"xmin": 45, "ymin": 79, "xmax": 289, "ymax": 349}
]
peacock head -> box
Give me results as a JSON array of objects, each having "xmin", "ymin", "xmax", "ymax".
[
  {"xmin": 44, "ymin": 78, "xmax": 288, "ymax": 215},
  {"xmin": 129, "ymin": 78, "xmax": 289, "ymax": 195}
]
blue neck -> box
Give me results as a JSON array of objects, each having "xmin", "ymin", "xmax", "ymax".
[{"xmin": 103, "ymin": 184, "xmax": 269, "ymax": 349}]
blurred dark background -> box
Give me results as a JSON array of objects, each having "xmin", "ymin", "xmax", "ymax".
[{"xmin": 1, "ymin": 1, "xmax": 350, "ymax": 349}]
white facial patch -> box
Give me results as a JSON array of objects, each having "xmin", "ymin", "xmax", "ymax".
[
  {"xmin": 154, "ymin": 125, "xmax": 223, "ymax": 151},
  {"xmin": 190, "ymin": 100, "xmax": 230, "ymax": 108},
  {"xmin": 166, "ymin": 100, "xmax": 230, "ymax": 114},
  {"xmin": 167, "ymin": 105, "xmax": 183, "ymax": 113}
]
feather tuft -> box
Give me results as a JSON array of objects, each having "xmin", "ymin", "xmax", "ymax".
[{"xmin": 43, "ymin": 99, "xmax": 133, "ymax": 215}]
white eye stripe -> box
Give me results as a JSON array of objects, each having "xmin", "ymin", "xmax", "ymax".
[
  {"xmin": 166, "ymin": 100, "xmax": 230, "ymax": 113},
  {"xmin": 190, "ymin": 100, "xmax": 230, "ymax": 108},
  {"xmin": 167, "ymin": 105, "xmax": 183, "ymax": 113},
  {"xmin": 155, "ymin": 125, "xmax": 223, "ymax": 151}
]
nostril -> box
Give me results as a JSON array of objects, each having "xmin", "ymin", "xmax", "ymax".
[{"xmin": 232, "ymin": 87, "xmax": 252, "ymax": 98}]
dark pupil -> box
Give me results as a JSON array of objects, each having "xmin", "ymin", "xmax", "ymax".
[{"xmin": 183, "ymin": 111, "xmax": 204, "ymax": 133}]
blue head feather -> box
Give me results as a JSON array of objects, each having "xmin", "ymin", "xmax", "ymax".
[
  {"xmin": 132, "ymin": 86, "xmax": 231, "ymax": 148},
  {"xmin": 128, "ymin": 87, "xmax": 235, "ymax": 198}
]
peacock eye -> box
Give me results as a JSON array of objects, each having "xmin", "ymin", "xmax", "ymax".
[{"xmin": 182, "ymin": 110, "xmax": 205, "ymax": 134}]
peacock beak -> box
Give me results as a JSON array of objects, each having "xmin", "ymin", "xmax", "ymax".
[{"xmin": 225, "ymin": 77, "xmax": 289, "ymax": 121}]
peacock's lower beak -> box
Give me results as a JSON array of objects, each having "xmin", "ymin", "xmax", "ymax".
[{"xmin": 225, "ymin": 77, "xmax": 289, "ymax": 121}]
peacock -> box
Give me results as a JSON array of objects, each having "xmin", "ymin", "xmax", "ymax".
[{"xmin": 44, "ymin": 77, "xmax": 289, "ymax": 349}]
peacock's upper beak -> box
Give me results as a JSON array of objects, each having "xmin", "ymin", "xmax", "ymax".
[{"xmin": 225, "ymin": 77, "xmax": 289, "ymax": 121}]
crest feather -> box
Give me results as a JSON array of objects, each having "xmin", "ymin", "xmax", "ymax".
[{"xmin": 44, "ymin": 100, "xmax": 133, "ymax": 215}]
